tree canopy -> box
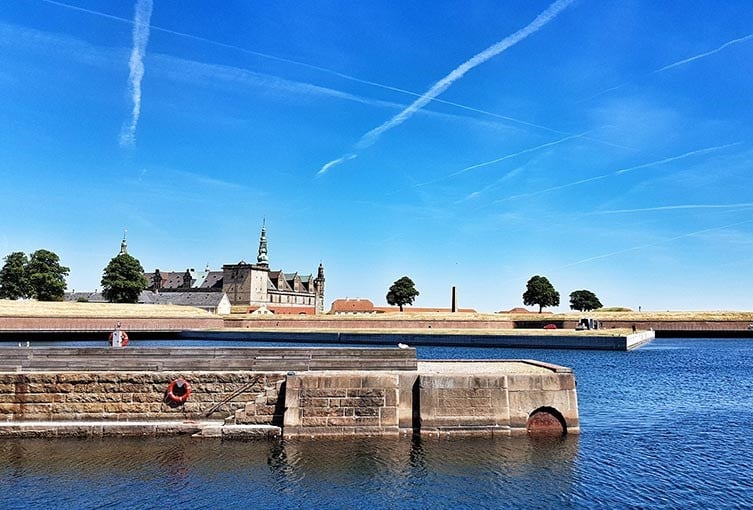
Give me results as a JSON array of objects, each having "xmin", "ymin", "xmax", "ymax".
[
  {"xmin": 386, "ymin": 276, "xmax": 420, "ymax": 312},
  {"xmin": 26, "ymin": 249, "xmax": 69, "ymax": 301},
  {"xmin": 522, "ymin": 275, "xmax": 560, "ymax": 313},
  {"xmin": 569, "ymin": 289, "xmax": 603, "ymax": 312},
  {"xmin": 0, "ymin": 251, "xmax": 31, "ymax": 299},
  {"xmin": 101, "ymin": 253, "xmax": 149, "ymax": 303}
]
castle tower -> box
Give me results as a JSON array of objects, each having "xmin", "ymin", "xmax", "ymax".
[
  {"xmin": 257, "ymin": 221, "xmax": 269, "ymax": 268},
  {"xmin": 119, "ymin": 230, "xmax": 128, "ymax": 255},
  {"xmin": 314, "ymin": 262, "xmax": 325, "ymax": 314}
]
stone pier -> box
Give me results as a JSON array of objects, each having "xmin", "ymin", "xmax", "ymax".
[{"xmin": 0, "ymin": 347, "xmax": 578, "ymax": 439}]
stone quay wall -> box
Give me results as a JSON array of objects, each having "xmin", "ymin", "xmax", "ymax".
[
  {"xmin": 407, "ymin": 362, "xmax": 579, "ymax": 438},
  {"xmin": 0, "ymin": 371, "xmax": 285, "ymax": 424},
  {"xmin": 0, "ymin": 350, "xmax": 578, "ymax": 439},
  {"xmin": 284, "ymin": 373, "xmax": 400, "ymax": 438}
]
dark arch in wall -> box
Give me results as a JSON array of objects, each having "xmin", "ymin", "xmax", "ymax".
[{"xmin": 526, "ymin": 406, "xmax": 567, "ymax": 436}]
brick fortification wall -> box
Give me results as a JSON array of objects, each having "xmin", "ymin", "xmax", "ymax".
[
  {"xmin": 0, "ymin": 372, "xmax": 285, "ymax": 424},
  {"xmin": 226, "ymin": 318, "xmax": 517, "ymax": 330}
]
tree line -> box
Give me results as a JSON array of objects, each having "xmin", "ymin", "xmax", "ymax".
[
  {"xmin": 0, "ymin": 249, "xmax": 148, "ymax": 303},
  {"xmin": 386, "ymin": 274, "xmax": 602, "ymax": 312},
  {"xmin": 2, "ymin": 247, "xmax": 602, "ymax": 312}
]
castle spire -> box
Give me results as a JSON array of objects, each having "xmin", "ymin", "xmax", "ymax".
[
  {"xmin": 314, "ymin": 261, "xmax": 325, "ymax": 314},
  {"xmin": 119, "ymin": 229, "xmax": 128, "ymax": 255},
  {"xmin": 257, "ymin": 220, "xmax": 269, "ymax": 267}
]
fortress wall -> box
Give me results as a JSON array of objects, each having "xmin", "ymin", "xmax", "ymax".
[
  {"xmin": 225, "ymin": 318, "xmax": 517, "ymax": 330},
  {"xmin": 0, "ymin": 317, "xmax": 224, "ymax": 332},
  {"xmin": 599, "ymin": 320, "xmax": 753, "ymax": 331}
]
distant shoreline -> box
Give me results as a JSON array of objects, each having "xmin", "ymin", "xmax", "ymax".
[{"xmin": 0, "ymin": 300, "xmax": 752, "ymax": 338}]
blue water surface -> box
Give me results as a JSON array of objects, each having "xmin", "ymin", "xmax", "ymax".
[{"xmin": 1, "ymin": 338, "xmax": 752, "ymax": 509}]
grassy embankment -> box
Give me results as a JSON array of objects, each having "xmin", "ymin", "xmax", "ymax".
[
  {"xmin": 3, "ymin": 300, "xmax": 751, "ymax": 336},
  {"xmin": 0, "ymin": 299, "xmax": 213, "ymax": 318}
]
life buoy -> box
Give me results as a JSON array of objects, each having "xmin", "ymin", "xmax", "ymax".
[
  {"xmin": 166, "ymin": 378, "xmax": 191, "ymax": 404},
  {"xmin": 108, "ymin": 331, "xmax": 129, "ymax": 346}
]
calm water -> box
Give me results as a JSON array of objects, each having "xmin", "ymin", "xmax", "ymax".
[{"xmin": 2, "ymin": 338, "xmax": 753, "ymax": 509}]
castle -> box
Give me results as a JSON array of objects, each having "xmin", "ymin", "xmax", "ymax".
[{"xmin": 145, "ymin": 224, "xmax": 325, "ymax": 314}]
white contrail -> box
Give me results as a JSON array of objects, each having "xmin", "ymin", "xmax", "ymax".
[
  {"xmin": 459, "ymin": 163, "xmax": 528, "ymax": 203},
  {"xmin": 614, "ymin": 142, "xmax": 741, "ymax": 175},
  {"xmin": 500, "ymin": 142, "xmax": 741, "ymax": 202},
  {"xmin": 356, "ymin": 0, "xmax": 575, "ymax": 151},
  {"xmin": 655, "ymin": 32, "xmax": 753, "ymax": 73},
  {"xmin": 317, "ymin": 154, "xmax": 357, "ymax": 176},
  {"xmin": 562, "ymin": 219, "xmax": 753, "ymax": 268},
  {"xmin": 39, "ymin": 0, "xmax": 583, "ymax": 139},
  {"xmin": 590, "ymin": 203, "xmax": 753, "ymax": 215},
  {"xmin": 119, "ymin": 0, "xmax": 153, "ymax": 147},
  {"xmin": 317, "ymin": 0, "xmax": 576, "ymax": 174},
  {"xmin": 581, "ymin": 31, "xmax": 753, "ymax": 103},
  {"xmin": 449, "ymin": 132, "xmax": 587, "ymax": 178},
  {"xmin": 43, "ymin": 0, "xmax": 637, "ymax": 156},
  {"xmin": 410, "ymin": 131, "xmax": 587, "ymax": 190}
]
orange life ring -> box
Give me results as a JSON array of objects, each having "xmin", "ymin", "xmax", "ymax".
[
  {"xmin": 166, "ymin": 378, "xmax": 191, "ymax": 404},
  {"xmin": 108, "ymin": 331, "xmax": 129, "ymax": 346}
]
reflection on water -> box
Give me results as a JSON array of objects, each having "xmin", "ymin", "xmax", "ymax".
[
  {"xmin": 0, "ymin": 435, "xmax": 578, "ymax": 509},
  {"xmin": 2, "ymin": 338, "xmax": 753, "ymax": 508}
]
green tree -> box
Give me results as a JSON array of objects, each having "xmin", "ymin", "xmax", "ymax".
[
  {"xmin": 522, "ymin": 275, "xmax": 560, "ymax": 313},
  {"xmin": 569, "ymin": 289, "xmax": 603, "ymax": 312},
  {"xmin": 386, "ymin": 276, "xmax": 420, "ymax": 312},
  {"xmin": 0, "ymin": 251, "xmax": 31, "ymax": 299},
  {"xmin": 27, "ymin": 249, "xmax": 69, "ymax": 301},
  {"xmin": 101, "ymin": 253, "xmax": 149, "ymax": 303}
]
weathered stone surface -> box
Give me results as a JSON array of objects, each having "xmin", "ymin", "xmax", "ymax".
[
  {"xmin": 301, "ymin": 389, "xmax": 347, "ymax": 398},
  {"xmin": 347, "ymin": 388, "xmax": 385, "ymax": 398},
  {"xmin": 301, "ymin": 417, "xmax": 328, "ymax": 427},
  {"xmin": 299, "ymin": 397, "xmax": 328, "ymax": 407},
  {"xmin": 1, "ymin": 358, "xmax": 578, "ymax": 438},
  {"xmin": 380, "ymin": 407, "xmax": 397, "ymax": 424},
  {"xmin": 304, "ymin": 407, "xmax": 345, "ymax": 418},
  {"xmin": 338, "ymin": 397, "xmax": 384, "ymax": 408},
  {"xmin": 56, "ymin": 373, "xmax": 97, "ymax": 384},
  {"xmin": 354, "ymin": 407, "xmax": 379, "ymax": 417}
]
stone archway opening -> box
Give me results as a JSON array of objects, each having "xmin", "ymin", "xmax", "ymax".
[{"xmin": 526, "ymin": 407, "xmax": 567, "ymax": 437}]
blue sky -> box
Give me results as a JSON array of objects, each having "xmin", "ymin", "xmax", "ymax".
[{"xmin": 2, "ymin": 0, "xmax": 753, "ymax": 312}]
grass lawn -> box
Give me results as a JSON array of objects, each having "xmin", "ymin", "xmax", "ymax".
[{"xmin": 0, "ymin": 300, "xmax": 212, "ymax": 318}]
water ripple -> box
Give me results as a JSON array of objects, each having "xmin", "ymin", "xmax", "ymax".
[{"xmin": 2, "ymin": 339, "xmax": 753, "ymax": 509}]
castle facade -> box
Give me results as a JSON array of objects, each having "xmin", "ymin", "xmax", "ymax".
[{"xmin": 145, "ymin": 224, "xmax": 325, "ymax": 314}]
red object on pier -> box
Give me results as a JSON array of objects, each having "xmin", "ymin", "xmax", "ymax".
[
  {"xmin": 108, "ymin": 330, "xmax": 129, "ymax": 346},
  {"xmin": 166, "ymin": 379, "xmax": 191, "ymax": 404}
]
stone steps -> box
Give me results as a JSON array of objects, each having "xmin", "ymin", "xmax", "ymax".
[{"xmin": 0, "ymin": 347, "xmax": 417, "ymax": 372}]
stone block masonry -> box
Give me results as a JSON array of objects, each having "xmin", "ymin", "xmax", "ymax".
[
  {"xmin": 0, "ymin": 371, "xmax": 285, "ymax": 425},
  {"xmin": 418, "ymin": 369, "xmax": 579, "ymax": 437},
  {"xmin": 0, "ymin": 349, "xmax": 579, "ymax": 439},
  {"xmin": 283, "ymin": 372, "xmax": 400, "ymax": 438}
]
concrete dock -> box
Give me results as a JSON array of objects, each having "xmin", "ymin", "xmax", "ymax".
[{"xmin": 180, "ymin": 329, "xmax": 655, "ymax": 351}]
